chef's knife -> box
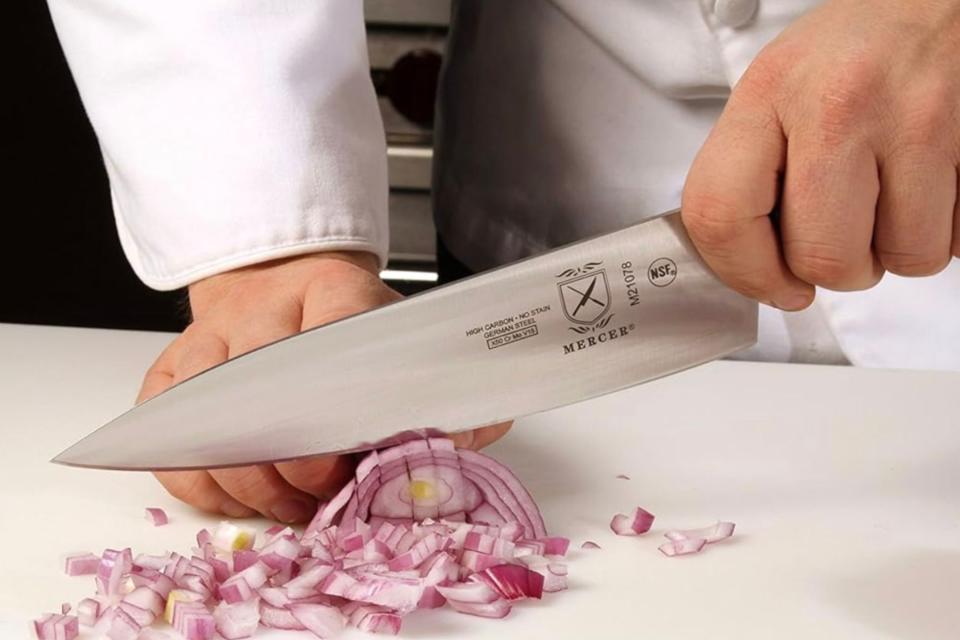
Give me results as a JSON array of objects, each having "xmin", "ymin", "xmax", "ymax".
[{"xmin": 54, "ymin": 210, "xmax": 757, "ymax": 471}]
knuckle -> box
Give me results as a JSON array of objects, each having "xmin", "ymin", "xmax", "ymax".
[
  {"xmin": 889, "ymin": 88, "xmax": 952, "ymax": 154},
  {"xmin": 737, "ymin": 52, "xmax": 786, "ymax": 100},
  {"xmin": 878, "ymin": 249, "xmax": 950, "ymax": 276},
  {"xmin": 812, "ymin": 61, "xmax": 881, "ymax": 146},
  {"xmin": 681, "ymin": 196, "xmax": 747, "ymax": 253}
]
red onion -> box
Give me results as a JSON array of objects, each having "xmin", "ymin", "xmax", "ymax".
[
  {"xmin": 107, "ymin": 606, "xmax": 140, "ymax": 639},
  {"xmin": 435, "ymin": 581, "xmax": 500, "ymax": 604},
  {"xmin": 212, "ymin": 599, "xmax": 260, "ymax": 639},
  {"xmin": 539, "ymin": 537, "xmax": 570, "ymax": 556},
  {"xmin": 259, "ymin": 603, "xmax": 306, "ymax": 630},
  {"xmin": 664, "ymin": 521, "xmax": 735, "ymax": 544},
  {"xmin": 144, "ymin": 508, "xmax": 168, "ymax": 527},
  {"xmin": 580, "ymin": 541, "xmax": 601, "ymax": 549},
  {"xmin": 41, "ymin": 438, "xmax": 566, "ymax": 638},
  {"xmin": 97, "ymin": 548, "xmax": 133, "ymax": 597},
  {"xmin": 657, "ymin": 521, "xmax": 735, "ymax": 557},
  {"xmin": 445, "ymin": 598, "xmax": 512, "ymax": 619},
  {"xmin": 289, "ymin": 603, "xmax": 346, "ymax": 638},
  {"xmin": 609, "ymin": 507, "xmax": 655, "ymax": 536},
  {"xmin": 75, "ymin": 599, "xmax": 100, "ymax": 627},
  {"xmin": 64, "ymin": 553, "xmax": 100, "ymax": 577},
  {"xmin": 356, "ymin": 611, "xmax": 402, "ymax": 635},
  {"xmin": 172, "ymin": 600, "xmax": 215, "ymax": 640},
  {"xmin": 472, "ymin": 564, "xmax": 544, "ymax": 601},
  {"xmin": 32, "ymin": 614, "xmax": 79, "ymax": 640},
  {"xmin": 658, "ymin": 538, "xmax": 707, "ymax": 557}
]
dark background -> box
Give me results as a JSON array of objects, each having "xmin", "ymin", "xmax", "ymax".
[{"xmin": 5, "ymin": 3, "xmax": 189, "ymax": 332}]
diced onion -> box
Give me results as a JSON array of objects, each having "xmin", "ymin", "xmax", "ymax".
[
  {"xmin": 658, "ymin": 538, "xmax": 707, "ymax": 557},
  {"xmin": 609, "ymin": 507, "xmax": 655, "ymax": 536},
  {"xmin": 144, "ymin": 508, "xmax": 168, "ymax": 527},
  {"xmin": 42, "ymin": 438, "xmax": 567, "ymax": 638},
  {"xmin": 64, "ymin": 553, "xmax": 100, "ymax": 577},
  {"xmin": 664, "ymin": 521, "xmax": 735, "ymax": 544}
]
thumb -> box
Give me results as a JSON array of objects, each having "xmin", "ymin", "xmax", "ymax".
[{"xmin": 300, "ymin": 264, "xmax": 401, "ymax": 331}]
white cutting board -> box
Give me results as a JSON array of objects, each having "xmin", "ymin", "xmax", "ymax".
[{"xmin": 0, "ymin": 323, "xmax": 958, "ymax": 640}]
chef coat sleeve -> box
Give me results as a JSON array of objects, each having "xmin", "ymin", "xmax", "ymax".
[
  {"xmin": 46, "ymin": 0, "xmax": 388, "ymax": 290},
  {"xmin": 817, "ymin": 265, "xmax": 960, "ymax": 371}
]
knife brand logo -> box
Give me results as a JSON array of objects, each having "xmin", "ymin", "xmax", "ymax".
[
  {"xmin": 557, "ymin": 261, "xmax": 636, "ymax": 355},
  {"xmin": 557, "ymin": 262, "xmax": 611, "ymax": 327}
]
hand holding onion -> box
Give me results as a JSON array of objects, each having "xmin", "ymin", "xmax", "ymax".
[{"xmin": 137, "ymin": 252, "xmax": 511, "ymax": 523}]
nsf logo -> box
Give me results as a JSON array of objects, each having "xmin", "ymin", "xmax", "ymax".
[{"xmin": 647, "ymin": 258, "xmax": 677, "ymax": 287}]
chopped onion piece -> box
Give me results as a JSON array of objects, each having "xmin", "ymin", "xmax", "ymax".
[
  {"xmin": 171, "ymin": 601, "xmax": 215, "ymax": 640},
  {"xmin": 144, "ymin": 508, "xmax": 168, "ymax": 527},
  {"xmin": 435, "ymin": 581, "xmax": 500, "ymax": 604},
  {"xmin": 664, "ymin": 521, "xmax": 735, "ymax": 544},
  {"xmin": 610, "ymin": 507, "xmax": 655, "ymax": 536},
  {"xmin": 357, "ymin": 611, "xmax": 402, "ymax": 635},
  {"xmin": 164, "ymin": 589, "xmax": 203, "ymax": 624},
  {"xmin": 538, "ymin": 537, "xmax": 570, "ymax": 556},
  {"xmin": 213, "ymin": 599, "xmax": 260, "ymax": 639},
  {"xmin": 33, "ymin": 614, "xmax": 79, "ymax": 640},
  {"xmin": 212, "ymin": 522, "xmax": 255, "ymax": 552},
  {"xmin": 76, "ymin": 598, "xmax": 100, "ymax": 627},
  {"xmin": 289, "ymin": 603, "xmax": 346, "ymax": 638},
  {"xmin": 472, "ymin": 564, "xmax": 544, "ymax": 601},
  {"xmin": 659, "ymin": 538, "xmax": 707, "ymax": 557},
  {"xmin": 107, "ymin": 606, "xmax": 141, "ymax": 640},
  {"xmin": 615, "ymin": 474, "xmax": 630, "ymax": 480},
  {"xmin": 64, "ymin": 553, "xmax": 100, "ymax": 576},
  {"xmin": 259, "ymin": 603, "xmax": 306, "ymax": 631},
  {"xmin": 580, "ymin": 541, "xmax": 601, "ymax": 549},
  {"xmin": 446, "ymin": 598, "xmax": 512, "ymax": 618}
]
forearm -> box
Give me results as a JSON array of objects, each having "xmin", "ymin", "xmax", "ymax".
[{"xmin": 47, "ymin": 0, "xmax": 389, "ymax": 291}]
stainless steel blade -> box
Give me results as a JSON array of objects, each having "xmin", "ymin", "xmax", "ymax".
[{"xmin": 54, "ymin": 211, "xmax": 757, "ymax": 470}]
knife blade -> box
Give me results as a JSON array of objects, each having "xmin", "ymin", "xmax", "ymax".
[{"xmin": 53, "ymin": 210, "xmax": 757, "ymax": 471}]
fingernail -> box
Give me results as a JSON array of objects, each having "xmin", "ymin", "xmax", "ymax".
[
  {"xmin": 270, "ymin": 498, "xmax": 316, "ymax": 524},
  {"xmin": 452, "ymin": 430, "xmax": 476, "ymax": 450},
  {"xmin": 221, "ymin": 499, "xmax": 256, "ymax": 518},
  {"xmin": 774, "ymin": 292, "xmax": 813, "ymax": 312}
]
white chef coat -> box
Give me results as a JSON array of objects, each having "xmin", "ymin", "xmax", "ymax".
[{"xmin": 46, "ymin": 0, "xmax": 960, "ymax": 370}]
